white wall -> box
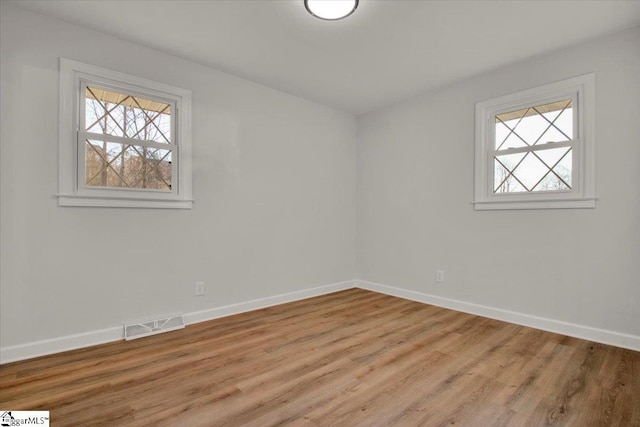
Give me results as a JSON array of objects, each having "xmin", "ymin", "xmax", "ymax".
[
  {"xmin": 0, "ymin": 5, "xmax": 356, "ymax": 352},
  {"xmin": 357, "ymin": 27, "xmax": 640, "ymax": 338},
  {"xmin": 2, "ymin": 3, "xmax": 638, "ymax": 361}
]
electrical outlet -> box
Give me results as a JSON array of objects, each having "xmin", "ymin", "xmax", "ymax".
[
  {"xmin": 195, "ymin": 281, "xmax": 205, "ymax": 296},
  {"xmin": 436, "ymin": 270, "xmax": 445, "ymax": 284}
]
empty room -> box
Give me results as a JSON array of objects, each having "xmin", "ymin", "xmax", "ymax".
[{"xmin": 1, "ymin": 0, "xmax": 639, "ymax": 425}]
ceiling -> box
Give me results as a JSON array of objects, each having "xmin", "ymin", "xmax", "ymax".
[{"xmin": 10, "ymin": 0, "xmax": 640, "ymax": 115}]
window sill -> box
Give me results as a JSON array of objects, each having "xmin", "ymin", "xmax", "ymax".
[
  {"xmin": 57, "ymin": 194, "xmax": 193, "ymax": 209},
  {"xmin": 472, "ymin": 197, "xmax": 597, "ymax": 211}
]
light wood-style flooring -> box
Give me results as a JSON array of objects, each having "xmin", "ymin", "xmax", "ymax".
[{"xmin": 1, "ymin": 289, "xmax": 638, "ymax": 426}]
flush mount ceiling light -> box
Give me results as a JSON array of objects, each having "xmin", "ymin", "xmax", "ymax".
[{"xmin": 304, "ymin": 0, "xmax": 359, "ymax": 21}]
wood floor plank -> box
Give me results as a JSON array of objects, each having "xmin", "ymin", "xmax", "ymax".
[{"xmin": 1, "ymin": 289, "xmax": 638, "ymax": 426}]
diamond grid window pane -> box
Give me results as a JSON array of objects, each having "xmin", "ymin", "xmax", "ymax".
[
  {"xmin": 85, "ymin": 141, "xmax": 126, "ymax": 188},
  {"xmin": 497, "ymin": 124, "xmax": 529, "ymax": 150},
  {"xmin": 85, "ymin": 86, "xmax": 171, "ymax": 144},
  {"xmin": 537, "ymin": 122, "xmax": 570, "ymax": 146},
  {"xmin": 494, "ymin": 152, "xmax": 526, "ymax": 193},
  {"xmin": 494, "ymin": 161, "xmax": 527, "ymax": 193},
  {"xmin": 493, "ymin": 147, "xmax": 572, "ymax": 194},
  {"xmin": 514, "ymin": 153, "xmax": 551, "ymax": 190},
  {"xmin": 495, "ymin": 99, "xmax": 572, "ymax": 150},
  {"xmin": 533, "ymin": 147, "xmax": 572, "ymax": 191},
  {"xmin": 547, "ymin": 107, "xmax": 573, "ymax": 141},
  {"xmin": 85, "ymin": 139, "xmax": 172, "ymax": 191}
]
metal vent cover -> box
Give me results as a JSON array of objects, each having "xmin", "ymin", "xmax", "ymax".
[{"xmin": 124, "ymin": 314, "xmax": 185, "ymax": 340}]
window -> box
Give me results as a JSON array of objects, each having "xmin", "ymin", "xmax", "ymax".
[
  {"xmin": 58, "ymin": 58, "xmax": 192, "ymax": 208},
  {"xmin": 474, "ymin": 74, "xmax": 596, "ymax": 210}
]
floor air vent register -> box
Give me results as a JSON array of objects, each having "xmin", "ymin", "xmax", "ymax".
[{"xmin": 124, "ymin": 314, "xmax": 185, "ymax": 340}]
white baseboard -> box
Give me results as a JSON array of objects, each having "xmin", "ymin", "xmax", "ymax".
[
  {"xmin": 0, "ymin": 280, "xmax": 356, "ymax": 364},
  {"xmin": 3, "ymin": 278, "xmax": 637, "ymax": 364},
  {"xmin": 356, "ymin": 280, "xmax": 640, "ymax": 352},
  {"xmin": 183, "ymin": 280, "xmax": 355, "ymax": 325},
  {"xmin": 0, "ymin": 326, "xmax": 124, "ymax": 365}
]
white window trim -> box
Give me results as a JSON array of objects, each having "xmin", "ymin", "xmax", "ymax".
[
  {"xmin": 58, "ymin": 58, "xmax": 193, "ymax": 209},
  {"xmin": 473, "ymin": 74, "xmax": 596, "ymax": 211}
]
